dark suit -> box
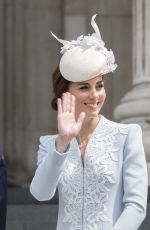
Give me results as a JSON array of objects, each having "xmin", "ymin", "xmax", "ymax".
[{"xmin": 0, "ymin": 148, "xmax": 7, "ymax": 230}]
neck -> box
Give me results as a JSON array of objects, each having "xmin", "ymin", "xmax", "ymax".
[{"xmin": 77, "ymin": 115, "xmax": 100, "ymax": 141}]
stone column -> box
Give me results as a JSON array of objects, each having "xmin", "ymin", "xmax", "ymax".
[
  {"xmin": 2, "ymin": 0, "xmax": 63, "ymax": 186},
  {"xmin": 0, "ymin": 0, "xmax": 4, "ymax": 146},
  {"xmin": 114, "ymin": 0, "xmax": 150, "ymax": 184}
]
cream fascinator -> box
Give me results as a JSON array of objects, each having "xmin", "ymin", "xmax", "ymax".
[{"xmin": 51, "ymin": 14, "xmax": 117, "ymax": 82}]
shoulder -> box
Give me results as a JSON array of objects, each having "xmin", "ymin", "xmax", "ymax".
[
  {"xmin": 114, "ymin": 121, "xmax": 141, "ymax": 133},
  {"xmin": 126, "ymin": 123, "xmax": 142, "ymax": 131},
  {"xmin": 103, "ymin": 115, "xmax": 141, "ymax": 131},
  {"xmin": 39, "ymin": 135, "xmax": 57, "ymax": 146},
  {"xmin": 37, "ymin": 135, "xmax": 57, "ymax": 153},
  {"xmin": 101, "ymin": 115, "xmax": 142, "ymax": 138},
  {"xmin": 37, "ymin": 135, "xmax": 57, "ymax": 166}
]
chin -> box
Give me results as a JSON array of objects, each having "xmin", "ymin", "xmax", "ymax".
[{"xmin": 85, "ymin": 112, "xmax": 100, "ymax": 118}]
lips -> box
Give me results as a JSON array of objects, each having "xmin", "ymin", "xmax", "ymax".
[{"xmin": 84, "ymin": 102, "xmax": 99, "ymax": 109}]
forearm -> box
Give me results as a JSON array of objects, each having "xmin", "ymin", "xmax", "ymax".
[
  {"xmin": 30, "ymin": 136, "xmax": 69, "ymax": 201},
  {"xmin": 113, "ymin": 204, "xmax": 146, "ymax": 230}
]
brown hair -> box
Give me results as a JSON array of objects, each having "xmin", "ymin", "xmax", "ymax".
[{"xmin": 51, "ymin": 66, "xmax": 70, "ymax": 110}]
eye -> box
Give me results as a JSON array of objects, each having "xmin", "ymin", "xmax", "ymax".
[
  {"xmin": 79, "ymin": 86, "xmax": 89, "ymax": 90},
  {"xmin": 96, "ymin": 83, "xmax": 104, "ymax": 89}
]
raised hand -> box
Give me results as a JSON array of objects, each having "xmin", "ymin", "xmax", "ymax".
[
  {"xmin": 55, "ymin": 92, "xmax": 85, "ymax": 153},
  {"xmin": 57, "ymin": 92, "xmax": 85, "ymax": 137}
]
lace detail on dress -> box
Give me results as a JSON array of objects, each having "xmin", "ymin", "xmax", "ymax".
[
  {"xmin": 58, "ymin": 116, "xmax": 128, "ymax": 230},
  {"xmin": 59, "ymin": 150, "xmax": 83, "ymax": 229},
  {"xmin": 83, "ymin": 118, "xmax": 128, "ymax": 228}
]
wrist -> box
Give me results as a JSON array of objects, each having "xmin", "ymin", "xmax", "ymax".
[
  {"xmin": 57, "ymin": 134, "xmax": 72, "ymax": 142},
  {"xmin": 55, "ymin": 135, "xmax": 72, "ymax": 153}
]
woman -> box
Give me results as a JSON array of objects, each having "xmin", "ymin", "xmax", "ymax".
[{"xmin": 30, "ymin": 15, "xmax": 148, "ymax": 230}]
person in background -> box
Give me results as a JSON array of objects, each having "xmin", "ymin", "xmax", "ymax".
[
  {"xmin": 30, "ymin": 15, "xmax": 148, "ymax": 230},
  {"xmin": 0, "ymin": 147, "xmax": 7, "ymax": 230}
]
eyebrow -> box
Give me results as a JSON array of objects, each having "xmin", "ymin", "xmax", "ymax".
[{"xmin": 77, "ymin": 80, "xmax": 104, "ymax": 86}]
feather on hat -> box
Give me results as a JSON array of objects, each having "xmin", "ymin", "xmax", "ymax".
[{"xmin": 51, "ymin": 14, "xmax": 117, "ymax": 82}]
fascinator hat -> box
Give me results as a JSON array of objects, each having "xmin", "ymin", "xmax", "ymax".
[{"xmin": 51, "ymin": 14, "xmax": 117, "ymax": 82}]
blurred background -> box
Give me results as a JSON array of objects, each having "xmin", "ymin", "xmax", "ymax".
[{"xmin": 0, "ymin": 0, "xmax": 149, "ymax": 229}]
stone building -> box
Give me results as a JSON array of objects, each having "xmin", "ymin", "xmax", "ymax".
[{"xmin": 0, "ymin": 0, "xmax": 149, "ymax": 229}]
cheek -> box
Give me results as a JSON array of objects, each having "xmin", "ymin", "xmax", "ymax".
[
  {"xmin": 68, "ymin": 87, "xmax": 83, "ymax": 100},
  {"xmin": 99, "ymin": 89, "xmax": 106, "ymax": 101},
  {"xmin": 71, "ymin": 92, "xmax": 87, "ymax": 102},
  {"xmin": 76, "ymin": 96, "xmax": 87, "ymax": 105}
]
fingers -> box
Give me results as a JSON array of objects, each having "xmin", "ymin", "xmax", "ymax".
[
  {"xmin": 70, "ymin": 94, "xmax": 75, "ymax": 114},
  {"xmin": 60, "ymin": 92, "xmax": 75, "ymax": 113},
  {"xmin": 62, "ymin": 93, "xmax": 67, "ymax": 112},
  {"xmin": 66, "ymin": 93, "xmax": 71, "ymax": 112},
  {"xmin": 57, "ymin": 98, "xmax": 62, "ymax": 114}
]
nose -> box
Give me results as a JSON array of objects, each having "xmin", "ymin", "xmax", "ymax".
[{"xmin": 89, "ymin": 87, "xmax": 98, "ymax": 99}]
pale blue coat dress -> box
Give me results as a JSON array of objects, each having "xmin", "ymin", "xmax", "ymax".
[{"xmin": 30, "ymin": 115, "xmax": 148, "ymax": 230}]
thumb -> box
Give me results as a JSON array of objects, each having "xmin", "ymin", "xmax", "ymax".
[{"xmin": 77, "ymin": 112, "xmax": 86, "ymax": 127}]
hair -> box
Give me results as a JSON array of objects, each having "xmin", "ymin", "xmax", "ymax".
[{"xmin": 51, "ymin": 66, "xmax": 71, "ymax": 111}]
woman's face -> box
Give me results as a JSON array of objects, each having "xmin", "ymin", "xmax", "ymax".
[{"xmin": 68, "ymin": 75, "xmax": 106, "ymax": 118}]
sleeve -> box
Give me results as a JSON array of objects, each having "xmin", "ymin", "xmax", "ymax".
[
  {"xmin": 113, "ymin": 124, "xmax": 148, "ymax": 230},
  {"xmin": 30, "ymin": 135, "xmax": 71, "ymax": 201}
]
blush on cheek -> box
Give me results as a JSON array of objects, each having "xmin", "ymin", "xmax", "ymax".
[
  {"xmin": 97, "ymin": 98, "xmax": 104, "ymax": 105},
  {"xmin": 99, "ymin": 97, "xmax": 105, "ymax": 102},
  {"xmin": 100, "ymin": 94, "xmax": 106, "ymax": 102}
]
